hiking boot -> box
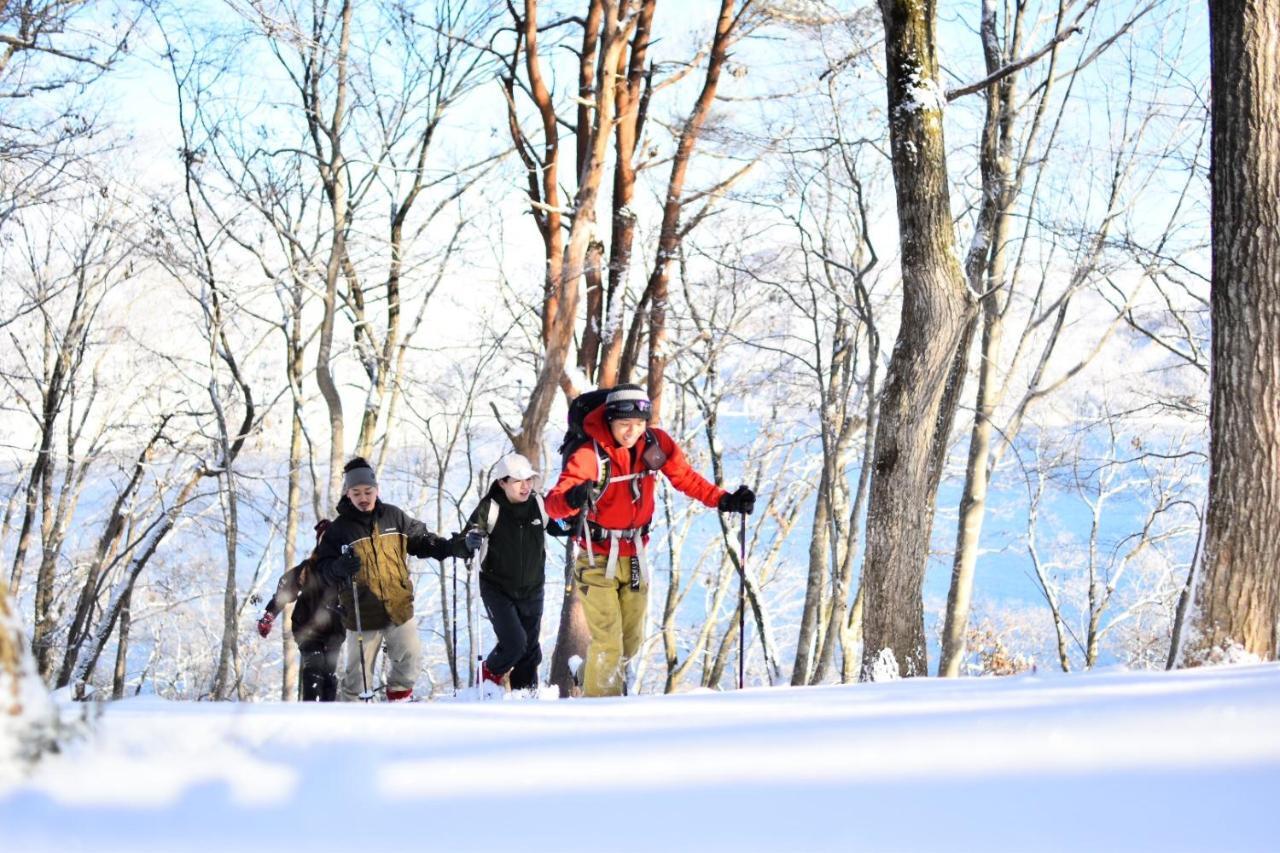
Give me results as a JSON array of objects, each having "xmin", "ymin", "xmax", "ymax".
[
  {"xmin": 480, "ymin": 661, "xmax": 510, "ymax": 690},
  {"xmin": 386, "ymin": 687, "xmax": 413, "ymax": 702}
]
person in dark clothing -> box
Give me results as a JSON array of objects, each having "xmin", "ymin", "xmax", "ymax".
[
  {"xmin": 257, "ymin": 520, "xmax": 346, "ymax": 701},
  {"xmin": 465, "ymin": 452, "xmax": 566, "ymax": 692},
  {"xmin": 313, "ymin": 457, "xmax": 473, "ymax": 702}
]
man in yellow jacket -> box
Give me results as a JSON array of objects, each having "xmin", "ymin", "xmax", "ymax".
[{"xmin": 314, "ymin": 457, "xmax": 471, "ymax": 701}]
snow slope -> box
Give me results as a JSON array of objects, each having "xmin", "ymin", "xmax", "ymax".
[{"xmin": 2, "ymin": 664, "xmax": 1278, "ymax": 852}]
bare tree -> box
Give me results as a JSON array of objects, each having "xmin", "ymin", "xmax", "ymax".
[
  {"xmin": 1190, "ymin": 0, "xmax": 1280, "ymax": 662},
  {"xmin": 857, "ymin": 0, "xmax": 973, "ymax": 680},
  {"xmin": 4, "ymin": 201, "xmax": 135, "ymax": 681},
  {"xmin": 0, "ymin": 1, "xmax": 136, "ymax": 229}
]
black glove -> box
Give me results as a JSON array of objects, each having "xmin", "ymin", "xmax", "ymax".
[
  {"xmin": 564, "ymin": 481, "xmax": 593, "ymax": 510},
  {"xmin": 718, "ymin": 485, "xmax": 756, "ymax": 515},
  {"xmin": 450, "ymin": 532, "xmax": 474, "ymax": 559},
  {"xmin": 465, "ymin": 528, "xmax": 486, "ymax": 553},
  {"xmin": 334, "ymin": 548, "xmax": 362, "ymax": 580}
]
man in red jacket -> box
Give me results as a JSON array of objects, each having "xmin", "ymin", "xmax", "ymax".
[{"xmin": 544, "ymin": 385, "xmax": 754, "ymax": 696}]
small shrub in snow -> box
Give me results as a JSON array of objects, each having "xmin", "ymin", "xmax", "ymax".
[{"xmin": 0, "ymin": 584, "xmax": 58, "ymax": 784}]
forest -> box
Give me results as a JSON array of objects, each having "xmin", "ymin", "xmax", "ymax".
[{"xmin": 0, "ymin": 0, "xmax": 1247, "ymax": 705}]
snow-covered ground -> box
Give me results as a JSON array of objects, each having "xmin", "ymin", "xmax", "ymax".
[{"xmin": 2, "ymin": 663, "xmax": 1278, "ymax": 852}]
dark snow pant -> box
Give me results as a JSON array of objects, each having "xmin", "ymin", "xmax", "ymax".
[
  {"xmin": 299, "ymin": 636, "xmax": 344, "ymax": 701},
  {"xmin": 480, "ymin": 578, "xmax": 544, "ymax": 690}
]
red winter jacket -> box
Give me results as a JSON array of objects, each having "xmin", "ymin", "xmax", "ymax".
[{"xmin": 544, "ymin": 406, "xmax": 726, "ymax": 557}]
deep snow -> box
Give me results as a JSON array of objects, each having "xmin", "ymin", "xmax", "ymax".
[{"xmin": 2, "ymin": 663, "xmax": 1278, "ymax": 852}]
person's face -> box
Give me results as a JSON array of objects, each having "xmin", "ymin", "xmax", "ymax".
[
  {"xmin": 346, "ymin": 484, "xmax": 378, "ymax": 512},
  {"xmin": 499, "ymin": 476, "xmax": 534, "ymax": 503},
  {"xmin": 609, "ymin": 417, "xmax": 647, "ymax": 449}
]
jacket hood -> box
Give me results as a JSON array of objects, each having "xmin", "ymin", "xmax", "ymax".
[{"xmin": 583, "ymin": 405, "xmax": 615, "ymax": 447}]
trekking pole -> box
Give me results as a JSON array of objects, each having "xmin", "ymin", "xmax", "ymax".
[
  {"xmin": 738, "ymin": 512, "xmax": 747, "ymax": 691},
  {"xmin": 578, "ymin": 494, "xmax": 596, "ymax": 568},
  {"xmin": 347, "ymin": 559, "xmax": 374, "ymax": 702},
  {"xmin": 451, "ymin": 556, "xmax": 459, "ymax": 696},
  {"xmin": 471, "ymin": 551, "xmax": 481, "ymax": 689}
]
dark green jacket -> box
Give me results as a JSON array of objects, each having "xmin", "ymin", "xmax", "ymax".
[
  {"xmin": 467, "ymin": 485, "xmax": 557, "ymax": 597},
  {"xmin": 315, "ymin": 497, "xmax": 454, "ymax": 630}
]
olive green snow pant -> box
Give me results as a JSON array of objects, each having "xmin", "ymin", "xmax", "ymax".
[{"xmin": 576, "ymin": 555, "xmax": 647, "ymax": 697}]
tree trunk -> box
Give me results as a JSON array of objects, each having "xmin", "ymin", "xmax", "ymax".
[
  {"xmin": 1191, "ymin": 0, "xmax": 1280, "ymax": 662},
  {"xmin": 111, "ymin": 586, "xmax": 132, "ymax": 700},
  {"xmin": 860, "ymin": 0, "xmax": 973, "ymax": 680},
  {"xmin": 312, "ymin": 0, "xmax": 354, "ymax": 502},
  {"xmin": 71, "ymin": 471, "xmax": 202, "ymax": 698},
  {"xmin": 532, "ymin": 2, "xmax": 632, "ymax": 689},
  {"xmin": 281, "ymin": 329, "xmax": 305, "ymax": 700},
  {"xmin": 645, "ymin": 0, "xmax": 738, "ymax": 421},
  {"xmin": 547, "ymin": 540, "xmax": 591, "ymax": 697},
  {"xmin": 791, "ymin": 472, "xmax": 832, "ymax": 684},
  {"xmin": 56, "ymin": 422, "xmax": 164, "ymax": 689},
  {"xmin": 597, "ymin": 0, "xmax": 655, "ymax": 387},
  {"xmin": 211, "ymin": 470, "xmax": 240, "ymax": 701}
]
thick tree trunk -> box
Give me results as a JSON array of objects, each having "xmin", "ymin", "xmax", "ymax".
[
  {"xmin": 860, "ymin": 0, "xmax": 973, "ymax": 680},
  {"xmin": 1191, "ymin": 0, "xmax": 1280, "ymax": 662},
  {"xmin": 547, "ymin": 540, "xmax": 591, "ymax": 697}
]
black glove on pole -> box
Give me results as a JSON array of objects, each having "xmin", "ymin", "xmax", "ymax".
[
  {"xmin": 336, "ymin": 548, "xmax": 362, "ymax": 579},
  {"xmin": 739, "ymin": 513, "xmax": 747, "ymax": 690},
  {"xmin": 718, "ymin": 485, "xmax": 756, "ymax": 515},
  {"xmin": 564, "ymin": 481, "xmax": 593, "ymax": 510}
]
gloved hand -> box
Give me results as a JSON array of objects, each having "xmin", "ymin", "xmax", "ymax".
[
  {"xmin": 256, "ymin": 611, "xmax": 275, "ymax": 638},
  {"xmin": 335, "ymin": 548, "xmax": 362, "ymax": 580},
  {"xmin": 717, "ymin": 485, "xmax": 756, "ymax": 515},
  {"xmin": 465, "ymin": 528, "xmax": 486, "ymax": 553},
  {"xmin": 450, "ymin": 532, "xmax": 474, "ymax": 559},
  {"xmin": 564, "ymin": 481, "xmax": 593, "ymax": 510}
]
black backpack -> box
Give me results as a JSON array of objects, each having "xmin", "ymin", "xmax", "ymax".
[{"xmin": 557, "ymin": 387, "xmax": 614, "ymax": 469}]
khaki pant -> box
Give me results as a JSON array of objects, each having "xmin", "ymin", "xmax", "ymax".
[
  {"xmin": 340, "ymin": 617, "xmax": 421, "ymax": 701},
  {"xmin": 577, "ymin": 555, "xmax": 647, "ymax": 697}
]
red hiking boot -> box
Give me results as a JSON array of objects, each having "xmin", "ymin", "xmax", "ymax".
[
  {"xmin": 480, "ymin": 661, "xmax": 509, "ymax": 688},
  {"xmin": 386, "ymin": 687, "xmax": 413, "ymax": 702}
]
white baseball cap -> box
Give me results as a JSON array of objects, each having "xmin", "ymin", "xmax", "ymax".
[{"xmin": 493, "ymin": 452, "xmax": 538, "ymax": 482}]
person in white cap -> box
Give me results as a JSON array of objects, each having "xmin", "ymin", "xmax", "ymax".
[{"xmin": 464, "ymin": 452, "xmax": 565, "ymax": 690}]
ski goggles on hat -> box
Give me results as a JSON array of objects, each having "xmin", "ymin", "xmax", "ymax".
[{"xmin": 607, "ymin": 398, "xmax": 651, "ymax": 417}]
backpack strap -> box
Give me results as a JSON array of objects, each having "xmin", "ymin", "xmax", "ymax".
[{"xmin": 480, "ymin": 495, "xmax": 549, "ymax": 550}]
